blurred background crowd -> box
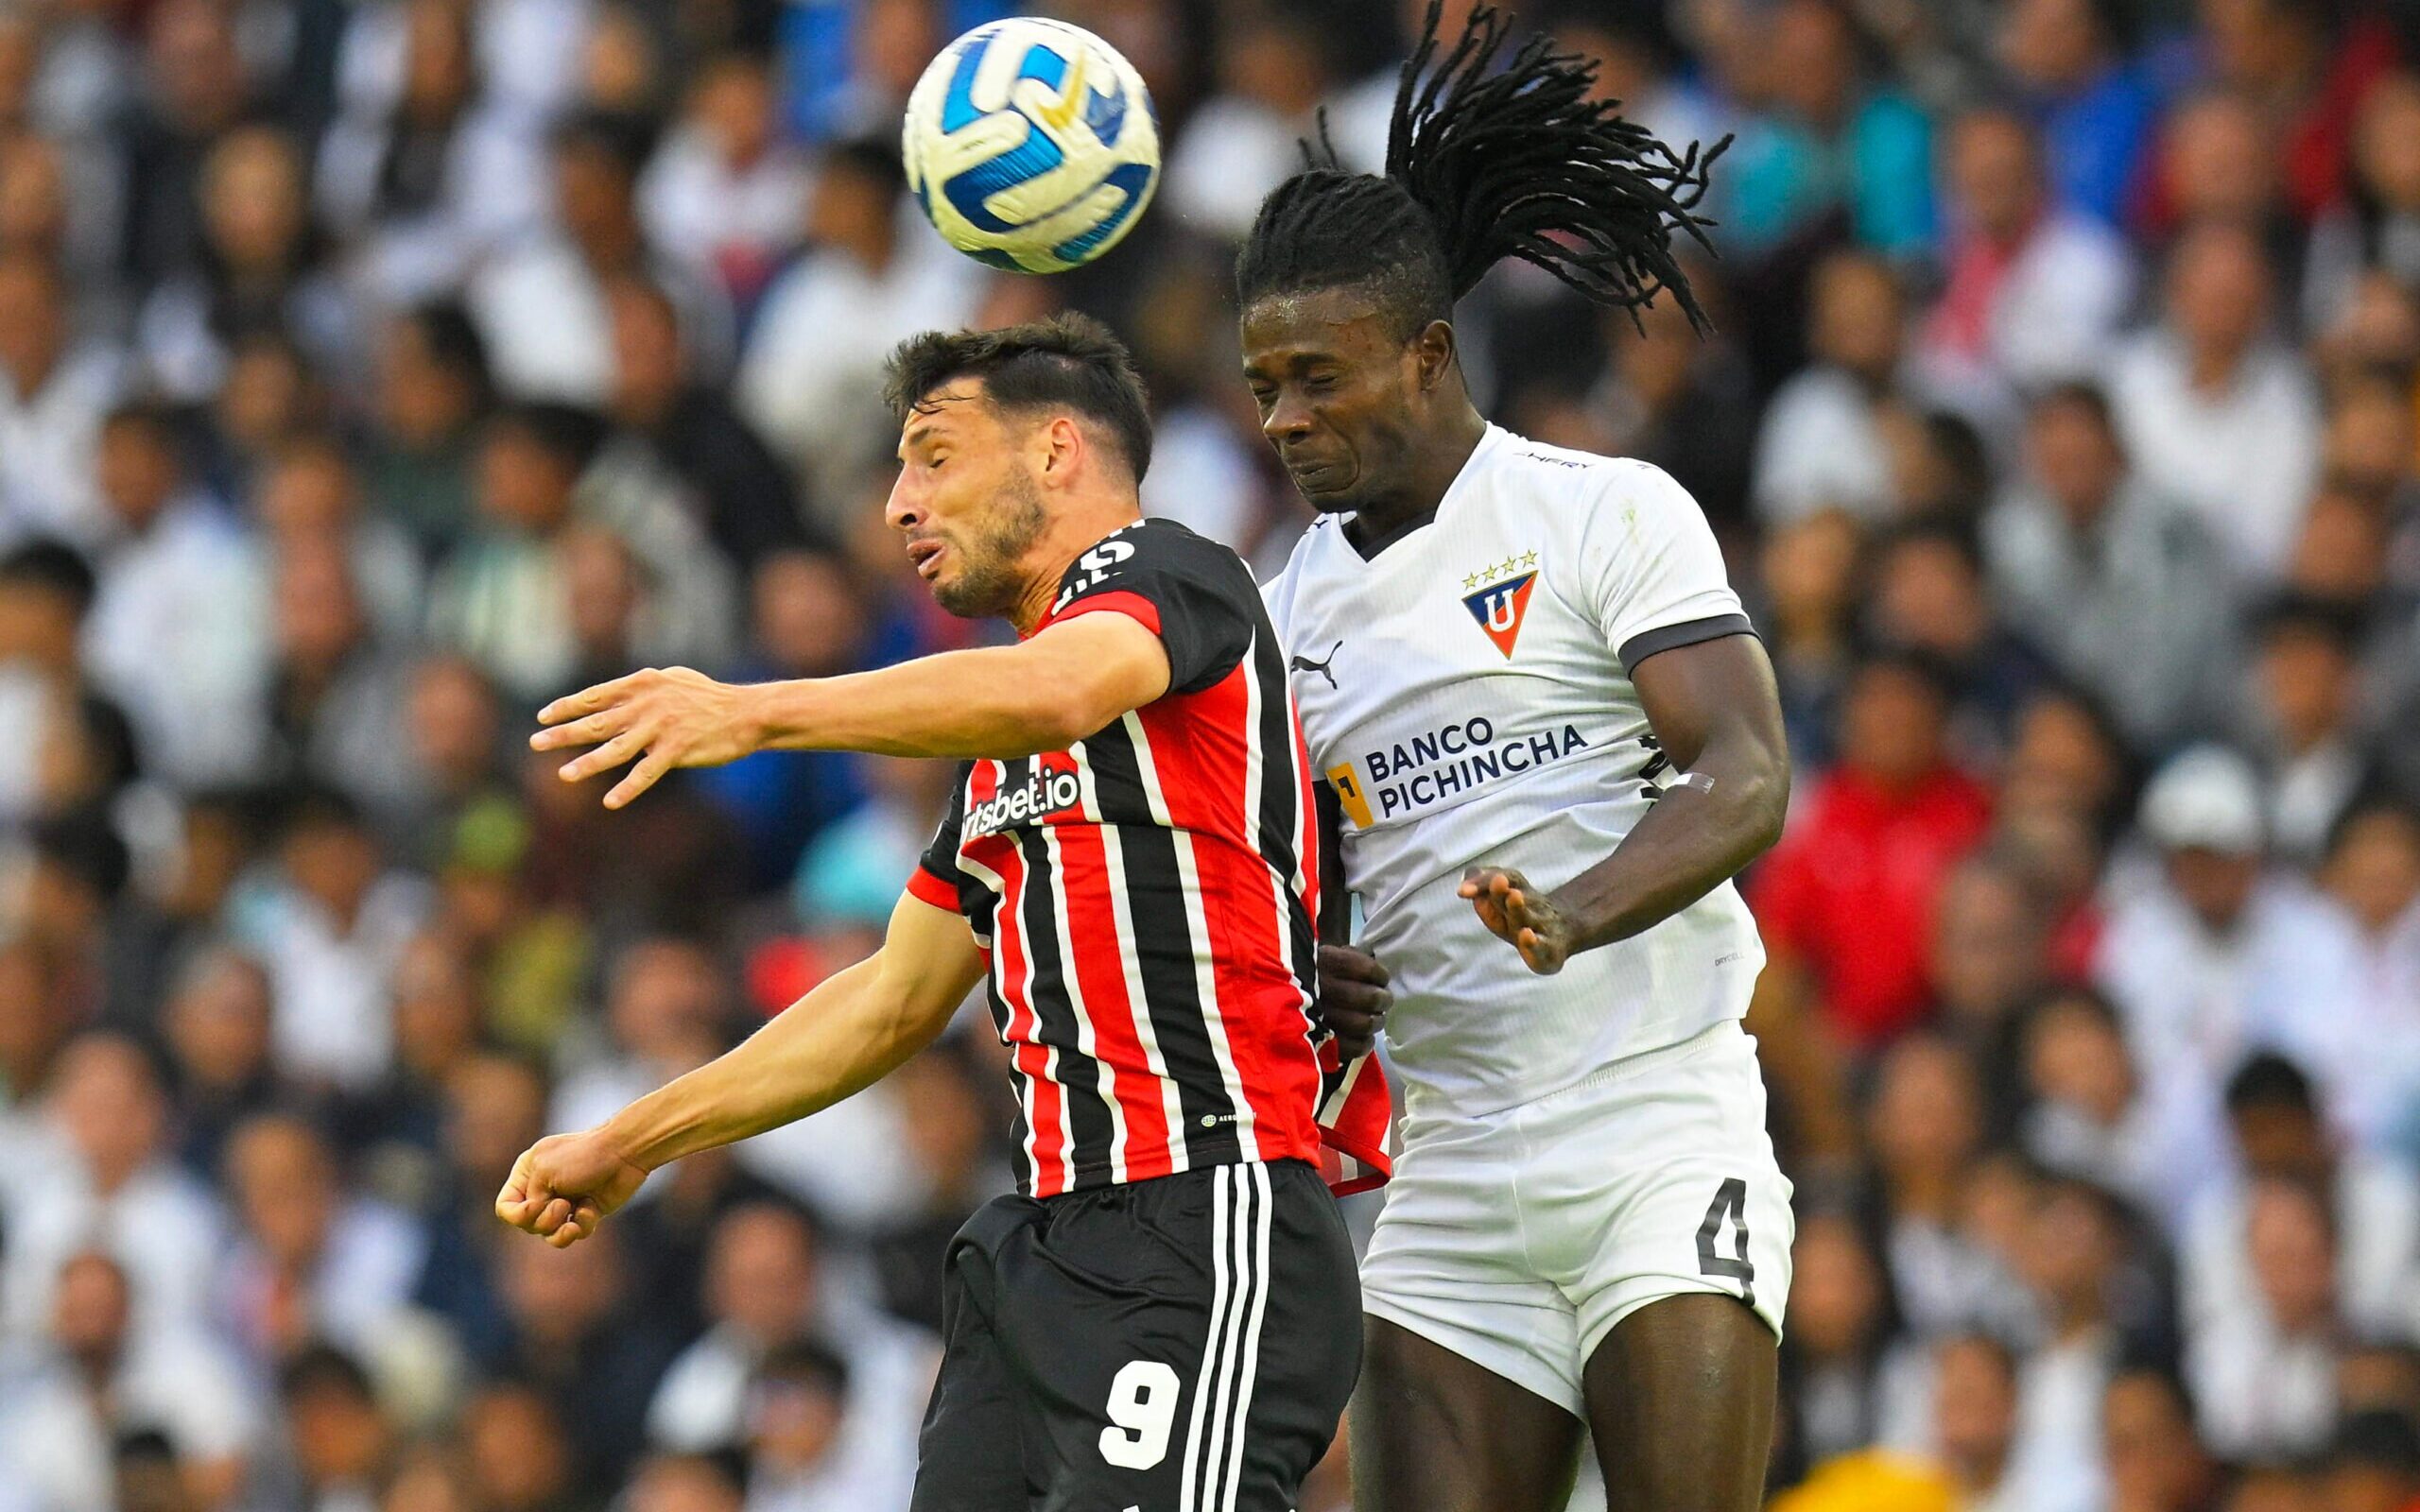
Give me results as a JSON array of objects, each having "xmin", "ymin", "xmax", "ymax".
[{"xmin": 1, "ymin": 0, "xmax": 2419, "ymax": 1508}]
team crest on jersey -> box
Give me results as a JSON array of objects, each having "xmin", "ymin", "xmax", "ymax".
[{"xmin": 1459, "ymin": 552, "xmax": 1541, "ymax": 659}]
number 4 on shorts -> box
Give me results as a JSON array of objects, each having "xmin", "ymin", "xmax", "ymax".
[{"xmin": 1695, "ymin": 1178, "xmax": 1756, "ymax": 1310}]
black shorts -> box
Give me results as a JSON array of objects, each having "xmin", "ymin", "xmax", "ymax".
[{"xmin": 910, "ymin": 1158, "xmax": 1360, "ymax": 1512}]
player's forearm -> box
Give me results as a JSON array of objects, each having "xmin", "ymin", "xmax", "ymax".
[
  {"xmin": 745, "ymin": 645, "xmax": 1095, "ymax": 759},
  {"xmin": 1551, "ymin": 749, "xmax": 1788, "ymax": 953},
  {"xmin": 598, "ymin": 955, "xmax": 946, "ymax": 1170}
]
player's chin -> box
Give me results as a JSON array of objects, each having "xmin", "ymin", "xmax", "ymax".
[{"xmin": 1287, "ymin": 462, "xmax": 1361, "ymax": 510}]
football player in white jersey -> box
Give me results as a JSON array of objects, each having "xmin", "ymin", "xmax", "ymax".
[{"xmin": 1238, "ymin": 8, "xmax": 1793, "ymax": 1510}]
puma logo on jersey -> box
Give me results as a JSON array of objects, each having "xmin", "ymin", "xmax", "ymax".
[
  {"xmin": 1461, "ymin": 567, "xmax": 1539, "ymax": 659},
  {"xmin": 1288, "ymin": 639, "xmax": 1344, "ymax": 690}
]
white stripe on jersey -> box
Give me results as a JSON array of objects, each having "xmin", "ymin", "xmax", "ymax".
[
  {"xmin": 1125, "ymin": 708, "xmax": 1262, "ymax": 1161},
  {"xmin": 1074, "ymin": 742, "xmax": 1187, "ymax": 1172},
  {"xmin": 1039, "ymin": 822, "xmax": 1129, "ymax": 1184}
]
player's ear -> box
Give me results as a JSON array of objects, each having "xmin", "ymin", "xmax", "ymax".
[
  {"xmin": 1037, "ymin": 414, "xmax": 1083, "ymax": 488},
  {"xmin": 1411, "ymin": 319, "xmax": 1457, "ymax": 393}
]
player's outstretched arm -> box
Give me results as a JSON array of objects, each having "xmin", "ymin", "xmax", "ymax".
[
  {"xmin": 1461, "ymin": 634, "xmax": 1789, "ymax": 973},
  {"xmin": 531, "ymin": 614, "xmax": 1170, "ymax": 808},
  {"xmin": 493, "ymin": 889, "xmax": 986, "ymax": 1246}
]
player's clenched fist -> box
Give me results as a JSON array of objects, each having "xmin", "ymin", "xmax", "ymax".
[
  {"xmin": 1316, "ymin": 943, "xmax": 1392, "ymax": 1060},
  {"xmin": 1459, "ymin": 866, "xmax": 1574, "ymax": 976},
  {"xmin": 530, "ymin": 666, "xmax": 763, "ymax": 810},
  {"xmin": 494, "ymin": 1128, "xmax": 648, "ymax": 1248}
]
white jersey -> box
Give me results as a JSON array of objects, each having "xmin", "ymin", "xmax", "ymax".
[{"xmin": 1263, "ymin": 425, "xmax": 1766, "ymax": 1121}]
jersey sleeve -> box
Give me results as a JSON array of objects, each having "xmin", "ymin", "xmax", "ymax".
[
  {"xmin": 907, "ymin": 763, "xmax": 974, "ymax": 912},
  {"xmin": 1578, "ymin": 460, "xmax": 1754, "ymax": 674},
  {"xmin": 1046, "ymin": 524, "xmax": 1258, "ymax": 695}
]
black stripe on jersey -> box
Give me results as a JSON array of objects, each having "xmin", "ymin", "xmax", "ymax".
[
  {"xmin": 998, "ymin": 1026, "xmax": 1035, "ymax": 1194},
  {"xmin": 1080, "ymin": 725, "xmax": 1240, "ymax": 1159},
  {"xmin": 1245, "ymin": 630, "xmax": 1321, "ymax": 1023},
  {"xmin": 1012, "ymin": 816, "xmax": 1116, "ymax": 1184}
]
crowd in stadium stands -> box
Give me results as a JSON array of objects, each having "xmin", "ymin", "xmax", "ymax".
[{"xmin": 2, "ymin": 0, "xmax": 2420, "ymax": 1507}]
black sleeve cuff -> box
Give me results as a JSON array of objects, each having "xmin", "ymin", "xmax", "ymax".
[{"xmin": 1617, "ymin": 612, "xmax": 1758, "ymax": 675}]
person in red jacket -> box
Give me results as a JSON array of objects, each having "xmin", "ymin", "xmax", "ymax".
[{"xmin": 1752, "ymin": 648, "xmax": 1996, "ymax": 1050}]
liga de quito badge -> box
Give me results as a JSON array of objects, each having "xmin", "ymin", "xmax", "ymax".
[{"xmin": 1461, "ymin": 551, "xmax": 1540, "ymax": 659}]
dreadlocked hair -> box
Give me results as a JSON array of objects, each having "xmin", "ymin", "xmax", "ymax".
[{"xmin": 1236, "ymin": 0, "xmax": 1726, "ymax": 337}]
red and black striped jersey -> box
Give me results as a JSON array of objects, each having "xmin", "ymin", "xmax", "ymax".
[{"xmin": 908, "ymin": 519, "xmax": 1327, "ymax": 1197}]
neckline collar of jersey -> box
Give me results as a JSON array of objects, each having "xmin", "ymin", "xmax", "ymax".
[{"xmin": 1338, "ymin": 423, "xmax": 1507, "ymax": 566}]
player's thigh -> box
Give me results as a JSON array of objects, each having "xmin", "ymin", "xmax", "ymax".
[
  {"xmin": 1003, "ymin": 1160, "xmax": 1360, "ymax": 1512},
  {"xmin": 912, "ymin": 1200, "xmax": 1043, "ymax": 1512},
  {"xmin": 1552, "ymin": 1024, "xmax": 1795, "ymax": 1357},
  {"xmin": 1582, "ymin": 1294, "xmax": 1777, "ymax": 1512},
  {"xmin": 1351, "ymin": 1314, "xmax": 1586, "ymax": 1512}
]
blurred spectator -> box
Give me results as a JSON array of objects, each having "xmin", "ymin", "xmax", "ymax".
[
  {"xmin": 232, "ymin": 786, "xmax": 431, "ymax": 1092},
  {"xmin": 1, "ymin": 1033, "xmax": 226, "ymax": 1340},
  {"xmin": 2187, "ymin": 1175, "xmax": 2342, "ymax": 1460},
  {"xmin": 0, "ymin": 252, "xmax": 120, "ymax": 549},
  {"xmin": 79, "ymin": 402, "xmax": 271, "ymax": 787},
  {"xmin": 2180, "ymin": 1054, "xmax": 2420, "ymax": 1358},
  {"xmin": 1780, "ymin": 1207, "xmax": 1928, "ymax": 1473},
  {"xmin": 0, "ymin": 1249, "xmax": 258, "ymax": 1511},
  {"xmin": 1985, "ymin": 382, "xmax": 2242, "ymax": 751},
  {"xmin": 2100, "ymin": 1366, "xmax": 2221, "ymax": 1512},
  {"xmin": 214, "ymin": 1111, "xmax": 434, "ymax": 1377},
  {"xmin": 737, "ymin": 136, "xmax": 981, "ymax": 521},
  {"xmin": 2106, "ymin": 221, "xmax": 2321, "ymax": 578},
  {"xmin": 160, "ymin": 946, "xmax": 281, "ymax": 1179},
  {"xmin": 2094, "ymin": 747, "xmax": 2333, "ymax": 1128},
  {"xmin": 639, "ymin": 49, "xmax": 811, "ymax": 307},
  {"xmin": 646, "ymin": 1201, "xmax": 926, "ymax": 1508},
  {"xmin": 424, "ymin": 401, "xmax": 735, "ymax": 703},
  {"xmin": 2305, "ymin": 72, "xmax": 2420, "ymax": 328},
  {"xmin": 1926, "ymin": 1332, "xmax": 2028, "ymax": 1511},
  {"xmin": 471, "ymin": 110, "xmax": 729, "ymax": 405},
  {"xmin": 319, "ymin": 0, "xmax": 548, "ymax": 309},
  {"xmin": 280, "ymin": 1342, "xmax": 396, "ymax": 1512},
  {"xmin": 1919, "ymin": 106, "xmax": 2135, "ymax": 398},
  {"xmin": 2166, "ymin": 0, "xmax": 2402, "ymax": 231},
  {"xmin": 740, "ymin": 1338, "xmax": 866, "ymax": 1512},
  {"xmin": 364, "ymin": 303, "xmax": 493, "ymax": 560},
  {"xmin": 1164, "ymin": 6, "xmax": 1338, "ymax": 242},
  {"xmin": 604, "ymin": 275, "xmax": 815, "ymax": 572},
  {"xmin": 1713, "ymin": 0, "xmax": 1933, "ymax": 259},
  {"xmin": 1865, "ymin": 519, "xmax": 2053, "ymax": 752},
  {"xmin": 1996, "ymin": 0, "xmax": 2160, "ymax": 227},
  {"xmin": 492, "ymin": 1224, "xmax": 683, "ymax": 1496},
  {"xmin": 136, "ymin": 122, "xmax": 352, "ymax": 403},
  {"xmin": 2240, "ymin": 592, "xmax": 2374, "ymax": 861},
  {"xmin": 1753, "ymin": 250, "xmax": 1919, "ymax": 526},
  {"xmin": 1753, "ymin": 652, "xmax": 1995, "ymax": 1047}
]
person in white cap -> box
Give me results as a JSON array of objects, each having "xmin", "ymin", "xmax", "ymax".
[{"xmin": 2091, "ymin": 744, "xmax": 2342, "ymax": 1209}]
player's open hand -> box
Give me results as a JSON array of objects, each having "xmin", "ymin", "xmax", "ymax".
[
  {"xmin": 494, "ymin": 1128, "xmax": 648, "ymax": 1248},
  {"xmin": 531, "ymin": 667, "xmax": 761, "ymax": 809},
  {"xmin": 1317, "ymin": 943, "xmax": 1392, "ymax": 1060},
  {"xmin": 1459, "ymin": 866, "xmax": 1572, "ymax": 975}
]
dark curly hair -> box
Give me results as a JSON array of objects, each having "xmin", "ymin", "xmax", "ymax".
[{"xmin": 1236, "ymin": 0, "xmax": 1727, "ymax": 339}]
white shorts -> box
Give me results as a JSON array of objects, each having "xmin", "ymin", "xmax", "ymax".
[{"xmin": 1360, "ymin": 1020, "xmax": 1795, "ymax": 1417}]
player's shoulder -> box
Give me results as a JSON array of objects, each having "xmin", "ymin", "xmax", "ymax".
[
  {"xmin": 1478, "ymin": 429, "xmax": 1699, "ymax": 538},
  {"xmin": 1481, "ymin": 428, "xmax": 1683, "ymax": 506},
  {"xmin": 1063, "ymin": 517, "xmax": 1242, "ymax": 589}
]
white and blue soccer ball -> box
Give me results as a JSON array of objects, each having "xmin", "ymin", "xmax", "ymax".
[{"xmin": 903, "ymin": 18, "xmax": 1161, "ymax": 274}]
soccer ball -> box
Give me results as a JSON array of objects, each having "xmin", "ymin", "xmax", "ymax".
[{"xmin": 903, "ymin": 18, "xmax": 1161, "ymax": 274}]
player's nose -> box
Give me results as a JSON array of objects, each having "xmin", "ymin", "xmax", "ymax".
[
  {"xmin": 884, "ymin": 472, "xmax": 925, "ymax": 533},
  {"xmin": 1261, "ymin": 391, "xmax": 1316, "ymax": 445}
]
